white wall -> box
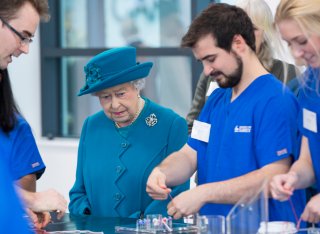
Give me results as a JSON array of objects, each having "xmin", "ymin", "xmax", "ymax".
[
  {"xmin": 9, "ymin": 31, "xmax": 41, "ymax": 137},
  {"xmin": 35, "ymin": 139, "xmax": 78, "ymax": 203}
]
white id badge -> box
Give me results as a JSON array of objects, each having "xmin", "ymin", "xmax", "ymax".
[
  {"xmin": 206, "ymin": 81, "xmax": 219, "ymax": 97},
  {"xmin": 303, "ymin": 108, "xmax": 318, "ymax": 133},
  {"xmin": 191, "ymin": 120, "xmax": 211, "ymax": 143}
]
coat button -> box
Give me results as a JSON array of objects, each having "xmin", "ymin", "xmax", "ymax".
[
  {"xmin": 121, "ymin": 142, "xmax": 127, "ymax": 148},
  {"xmin": 116, "ymin": 166, "xmax": 122, "ymax": 174},
  {"xmin": 114, "ymin": 193, "xmax": 122, "ymax": 201}
]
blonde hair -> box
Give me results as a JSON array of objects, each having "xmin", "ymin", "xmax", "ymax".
[
  {"xmin": 276, "ymin": 0, "xmax": 320, "ymax": 91},
  {"xmin": 275, "ymin": 0, "xmax": 320, "ymax": 37},
  {"xmin": 236, "ymin": 0, "xmax": 279, "ymax": 71}
]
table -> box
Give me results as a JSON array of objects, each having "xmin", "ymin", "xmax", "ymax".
[
  {"xmin": 45, "ymin": 214, "xmax": 319, "ymax": 233},
  {"xmin": 44, "ymin": 213, "xmax": 135, "ymax": 233},
  {"xmin": 44, "ymin": 213, "xmax": 199, "ymax": 234}
]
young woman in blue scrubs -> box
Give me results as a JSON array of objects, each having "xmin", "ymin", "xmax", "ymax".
[
  {"xmin": 270, "ymin": 0, "xmax": 320, "ymax": 225},
  {"xmin": 0, "ymin": 69, "xmax": 46, "ymax": 190}
]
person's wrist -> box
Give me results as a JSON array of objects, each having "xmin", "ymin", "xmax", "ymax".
[
  {"xmin": 156, "ymin": 166, "xmax": 163, "ymax": 174},
  {"xmin": 30, "ymin": 191, "xmax": 42, "ymax": 211},
  {"xmin": 22, "ymin": 190, "xmax": 38, "ymax": 210},
  {"xmin": 288, "ymin": 171, "xmax": 298, "ymax": 180},
  {"xmin": 19, "ymin": 188, "xmax": 32, "ymax": 206},
  {"xmin": 197, "ymin": 184, "xmax": 209, "ymax": 205},
  {"xmin": 287, "ymin": 170, "xmax": 299, "ymax": 188}
]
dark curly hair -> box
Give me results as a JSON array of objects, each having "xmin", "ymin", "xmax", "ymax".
[{"xmin": 181, "ymin": 3, "xmax": 256, "ymax": 53}]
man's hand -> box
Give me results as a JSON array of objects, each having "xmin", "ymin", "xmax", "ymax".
[
  {"xmin": 26, "ymin": 208, "xmax": 51, "ymax": 229},
  {"xmin": 146, "ymin": 167, "xmax": 171, "ymax": 200},
  {"xmin": 28, "ymin": 189, "xmax": 67, "ymax": 219},
  {"xmin": 167, "ymin": 187, "xmax": 205, "ymax": 219},
  {"xmin": 270, "ymin": 171, "xmax": 298, "ymax": 201}
]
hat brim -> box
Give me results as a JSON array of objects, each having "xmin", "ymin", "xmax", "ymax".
[{"xmin": 78, "ymin": 62, "xmax": 153, "ymax": 96}]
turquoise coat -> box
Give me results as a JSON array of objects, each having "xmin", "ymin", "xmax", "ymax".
[{"xmin": 69, "ymin": 98, "xmax": 189, "ymax": 217}]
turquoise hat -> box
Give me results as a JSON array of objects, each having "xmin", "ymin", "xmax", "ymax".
[{"xmin": 78, "ymin": 47, "xmax": 153, "ymax": 96}]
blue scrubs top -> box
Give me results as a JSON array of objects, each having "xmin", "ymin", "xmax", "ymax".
[
  {"xmin": 69, "ymin": 98, "xmax": 189, "ymax": 217},
  {"xmin": 0, "ymin": 157, "xmax": 33, "ymax": 233},
  {"xmin": 188, "ymin": 74, "xmax": 305, "ymax": 222},
  {"xmin": 297, "ymin": 67, "xmax": 320, "ymax": 192},
  {"xmin": 0, "ymin": 115, "xmax": 45, "ymax": 180}
]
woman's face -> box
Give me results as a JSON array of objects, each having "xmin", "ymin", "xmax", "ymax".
[
  {"xmin": 96, "ymin": 82, "xmax": 140, "ymax": 127},
  {"xmin": 278, "ymin": 19, "xmax": 320, "ymax": 68}
]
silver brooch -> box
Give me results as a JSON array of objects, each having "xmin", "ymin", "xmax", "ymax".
[{"xmin": 145, "ymin": 113, "xmax": 157, "ymax": 127}]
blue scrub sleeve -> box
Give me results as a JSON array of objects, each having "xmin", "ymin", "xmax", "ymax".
[
  {"xmin": 10, "ymin": 119, "xmax": 46, "ymax": 180},
  {"xmin": 254, "ymin": 95, "xmax": 299, "ymax": 166}
]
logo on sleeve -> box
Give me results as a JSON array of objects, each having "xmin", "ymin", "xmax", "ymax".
[
  {"xmin": 234, "ymin": 125, "xmax": 252, "ymax": 133},
  {"xmin": 277, "ymin": 148, "xmax": 288, "ymax": 156},
  {"xmin": 31, "ymin": 162, "xmax": 40, "ymax": 168}
]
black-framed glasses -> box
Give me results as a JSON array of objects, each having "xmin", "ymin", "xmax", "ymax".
[{"xmin": 0, "ymin": 17, "xmax": 33, "ymax": 45}]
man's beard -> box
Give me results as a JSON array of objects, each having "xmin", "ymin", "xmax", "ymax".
[{"xmin": 210, "ymin": 51, "xmax": 243, "ymax": 88}]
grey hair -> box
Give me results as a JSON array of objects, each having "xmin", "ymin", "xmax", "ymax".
[
  {"xmin": 92, "ymin": 78, "xmax": 146, "ymax": 96},
  {"xmin": 130, "ymin": 78, "xmax": 146, "ymax": 91}
]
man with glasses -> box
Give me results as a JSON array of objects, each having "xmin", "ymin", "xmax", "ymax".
[{"xmin": 0, "ymin": 0, "xmax": 67, "ymax": 232}]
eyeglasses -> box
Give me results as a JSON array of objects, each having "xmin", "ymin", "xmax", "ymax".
[{"xmin": 0, "ymin": 17, "xmax": 33, "ymax": 45}]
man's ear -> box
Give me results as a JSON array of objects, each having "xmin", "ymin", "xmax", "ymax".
[{"xmin": 231, "ymin": 34, "xmax": 246, "ymax": 53}]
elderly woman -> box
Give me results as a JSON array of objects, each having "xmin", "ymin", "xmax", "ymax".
[{"xmin": 69, "ymin": 47, "xmax": 189, "ymax": 218}]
